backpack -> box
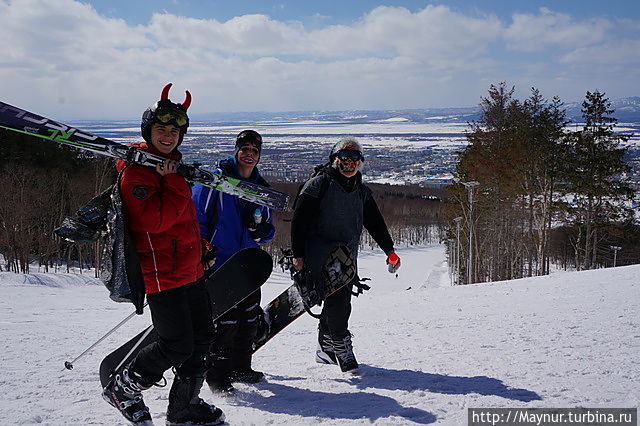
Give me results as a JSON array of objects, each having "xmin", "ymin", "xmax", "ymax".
[
  {"xmin": 54, "ymin": 167, "xmax": 145, "ymax": 314},
  {"xmin": 292, "ymin": 162, "xmax": 332, "ymax": 209}
]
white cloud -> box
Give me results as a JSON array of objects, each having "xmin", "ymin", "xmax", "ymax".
[
  {"xmin": 0, "ymin": 1, "xmax": 637, "ymax": 118},
  {"xmin": 0, "ymin": 0, "xmax": 148, "ymax": 69},
  {"xmin": 145, "ymin": 5, "xmax": 501, "ymax": 65},
  {"xmin": 505, "ymin": 7, "xmax": 612, "ymax": 51},
  {"xmin": 560, "ymin": 39, "xmax": 640, "ymax": 65}
]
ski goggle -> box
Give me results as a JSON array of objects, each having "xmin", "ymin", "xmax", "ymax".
[
  {"xmin": 336, "ymin": 150, "xmax": 364, "ymax": 162},
  {"xmin": 154, "ymin": 107, "xmax": 188, "ymax": 127}
]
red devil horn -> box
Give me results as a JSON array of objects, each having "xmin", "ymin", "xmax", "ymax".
[
  {"xmin": 181, "ymin": 90, "xmax": 192, "ymax": 110},
  {"xmin": 161, "ymin": 83, "xmax": 172, "ymax": 101}
]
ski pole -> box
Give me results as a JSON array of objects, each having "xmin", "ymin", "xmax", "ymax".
[
  {"xmin": 64, "ymin": 303, "xmax": 148, "ymax": 370},
  {"xmin": 109, "ymin": 325, "xmax": 154, "ymax": 375}
]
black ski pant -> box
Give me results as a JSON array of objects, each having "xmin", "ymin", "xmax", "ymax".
[
  {"xmin": 207, "ymin": 288, "xmax": 262, "ymax": 375},
  {"xmin": 131, "ymin": 280, "xmax": 214, "ymax": 382},
  {"xmin": 319, "ymin": 281, "xmax": 353, "ymax": 339}
]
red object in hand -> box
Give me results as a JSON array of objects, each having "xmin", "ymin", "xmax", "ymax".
[{"xmin": 387, "ymin": 252, "xmax": 400, "ymax": 274}]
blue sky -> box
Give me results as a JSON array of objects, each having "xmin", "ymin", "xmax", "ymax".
[
  {"xmin": 1, "ymin": 0, "xmax": 638, "ymax": 119},
  {"xmin": 88, "ymin": 0, "xmax": 640, "ymax": 26}
]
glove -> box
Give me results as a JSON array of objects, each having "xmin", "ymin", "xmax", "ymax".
[
  {"xmin": 201, "ymin": 240, "xmax": 216, "ymax": 268},
  {"xmin": 386, "ymin": 251, "xmax": 401, "ymax": 273},
  {"xmin": 250, "ymin": 221, "xmax": 272, "ymax": 242}
]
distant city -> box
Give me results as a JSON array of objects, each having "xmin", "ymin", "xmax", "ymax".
[{"xmin": 74, "ymin": 97, "xmax": 640, "ymax": 187}]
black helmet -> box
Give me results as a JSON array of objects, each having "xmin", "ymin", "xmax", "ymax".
[{"xmin": 141, "ymin": 83, "xmax": 191, "ymax": 146}]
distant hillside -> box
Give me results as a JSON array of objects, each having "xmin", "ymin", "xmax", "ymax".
[
  {"xmin": 565, "ymin": 96, "xmax": 640, "ymax": 122},
  {"xmin": 192, "ymin": 96, "xmax": 640, "ymax": 124},
  {"xmin": 189, "ymin": 107, "xmax": 481, "ymax": 124}
]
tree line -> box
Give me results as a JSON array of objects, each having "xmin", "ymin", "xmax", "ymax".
[
  {"xmin": 262, "ymin": 182, "xmax": 444, "ymax": 263},
  {"xmin": 0, "ymin": 130, "xmax": 444, "ymax": 273},
  {"xmin": 0, "ymin": 128, "xmax": 114, "ymax": 273},
  {"xmin": 445, "ymin": 83, "xmax": 636, "ymax": 284}
]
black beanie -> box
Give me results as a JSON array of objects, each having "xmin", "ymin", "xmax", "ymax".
[{"xmin": 235, "ymin": 130, "xmax": 263, "ymax": 156}]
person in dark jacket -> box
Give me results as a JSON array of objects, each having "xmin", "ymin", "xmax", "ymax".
[
  {"xmin": 192, "ymin": 130, "xmax": 275, "ymax": 393},
  {"xmin": 291, "ymin": 137, "xmax": 401, "ymax": 373},
  {"xmin": 102, "ymin": 83, "xmax": 224, "ymax": 426}
]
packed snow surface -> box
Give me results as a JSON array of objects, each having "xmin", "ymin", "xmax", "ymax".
[{"xmin": 0, "ymin": 245, "xmax": 638, "ymax": 425}]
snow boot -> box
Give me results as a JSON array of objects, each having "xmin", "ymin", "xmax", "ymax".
[
  {"xmin": 205, "ymin": 369, "xmax": 235, "ymax": 395},
  {"xmin": 166, "ymin": 374, "xmax": 225, "ymax": 426},
  {"xmin": 102, "ymin": 365, "xmax": 154, "ymax": 425},
  {"xmin": 315, "ymin": 328, "xmax": 337, "ymax": 365},
  {"xmin": 228, "ymin": 353, "xmax": 265, "ymax": 383},
  {"xmin": 228, "ymin": 368, "xmax": 265, "ymax": 383},
  {"xmin": 332, "ymin": 333, "xmax": 359, "ymax": 373}
]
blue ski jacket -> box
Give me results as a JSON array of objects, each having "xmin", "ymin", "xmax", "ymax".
[{"xmin": 192, "ymin": 157, "xmax": 275, "ymax": 269}]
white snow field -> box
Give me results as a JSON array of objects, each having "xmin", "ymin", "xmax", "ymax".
[{"xmin": 0, "ymin": 245, "xmax": 638, "ymax": 425}]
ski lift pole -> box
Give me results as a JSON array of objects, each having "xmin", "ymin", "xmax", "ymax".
[{"xmin": 63, "ymin": 303, "xmax": 148, "ymax": 371}]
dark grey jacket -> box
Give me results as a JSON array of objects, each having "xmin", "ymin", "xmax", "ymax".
[{"xmin": 291, "ymin": 167, "xmax": 394, "ymax": 292}]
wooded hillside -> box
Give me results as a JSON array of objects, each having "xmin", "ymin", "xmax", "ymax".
[{"xmin": 0, "ymin": 129, "xmax": 444, "ymax": 272}]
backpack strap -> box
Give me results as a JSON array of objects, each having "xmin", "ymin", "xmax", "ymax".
[{"xmin": 292, "ymin": 162, "xmax": 332, "ymax": 208}]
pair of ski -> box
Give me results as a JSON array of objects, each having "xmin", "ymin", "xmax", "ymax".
[
  {"xmin": 0, "ymin": 101, "xmax": 288, "ymax": 211},
  {"xmin": 99, "ymin": 245, "xmax": 361, "ymax": 390}
]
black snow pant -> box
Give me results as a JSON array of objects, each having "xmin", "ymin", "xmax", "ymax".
[
  {"xmin": 319, "ymin": 280, "xmax": 353, "ymax": 339},
  {"xmin": 130, "ymin": 280, "xmax": 215, "ymax": 382},
  {"xmin": 207, "ymin": 288, "xmax": 262, "ymax": 375}
]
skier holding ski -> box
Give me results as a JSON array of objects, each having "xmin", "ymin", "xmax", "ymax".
[
  {"xmin": 102, "ymin": 84, "xmax": 224, "ymax": 426},
  {"xmin": 291, "ymin": 137, "xmax": 401, "ymax": 373},
  {"xmin": 192, "ymin": 130, "xmax": 275, "ymax": 393}
]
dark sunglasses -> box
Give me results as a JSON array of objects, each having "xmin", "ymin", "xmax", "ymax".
[
  {"xmin": 336, "ymin": 150, "xmax": 364, "ymax": 162},
  {"xmin": 155, "ymin": 107, "xmax": 188, "ymax": 127}
]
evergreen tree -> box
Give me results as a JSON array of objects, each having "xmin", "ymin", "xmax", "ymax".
[
  {"xmin": 449, "ymin": 83, "xmax": 570, "ymax": 283},
  {"xmin": 452, "ymin": 83, "xmax": 531, "ymax": 283},
  {"xmin": 521, "ymin": 90, "xmax": 568, "ymax": 275},
  {"xmin": 559, "ymin": 90, "xmax": 633, "ymax": 270}
]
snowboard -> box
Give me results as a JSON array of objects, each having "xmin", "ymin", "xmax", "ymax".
[
  {"xmin": 252, "ymin": 245, "xmax": 357, "ymax": 353},
  {"xmin": 99, "ymin": 248, "xmax": 273, "ymax": 388}
]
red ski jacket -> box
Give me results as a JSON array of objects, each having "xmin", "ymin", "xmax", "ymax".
[{"xmin": 116, "ymin": 142, "xmax": 204, "ymax": 294}]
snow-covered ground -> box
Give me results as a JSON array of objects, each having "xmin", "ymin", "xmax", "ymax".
[{"xmin": 0, "ymin": 245, "xmax": 638, "ymax": 425}]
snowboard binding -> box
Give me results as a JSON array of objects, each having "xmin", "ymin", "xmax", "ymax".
[
  {"xmin": 277, "ymin": 246, "xmax": 370, "ymax": 319},
  {"xmin": 278, "ymin": 249, "xmax": 321, "ymax": 311}
]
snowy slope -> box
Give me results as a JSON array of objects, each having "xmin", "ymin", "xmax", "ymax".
[{"xmin": 0, "ymin": 245, "xmax": 638, "ymax": 425}]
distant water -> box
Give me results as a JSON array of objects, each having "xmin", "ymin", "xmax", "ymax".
[{"xmin": 69, "ymin": 110, "xmax": 640, "ymax": 185}]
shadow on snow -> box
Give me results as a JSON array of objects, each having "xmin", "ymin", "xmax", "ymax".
[
  {"xmin": 234, "ymin": 365, "xmax": 541, "ymax": 422},
  {"xmin": 235, "ymin": 380, "xmax": 437, "ymax": 424},
  {"xmin": 344, "ymin": 365, "xmax": 542, "ymax": 402}
]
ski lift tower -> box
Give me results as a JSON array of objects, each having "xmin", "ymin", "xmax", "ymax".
[
  {"xmin": 610, "ymin": 246, "xmax": 621, "ymax": 267},
  {"xmin": 462, "ymin": 181, "xmax": 479, "ymax": 284}
]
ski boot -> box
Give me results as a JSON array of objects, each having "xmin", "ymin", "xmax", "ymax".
[
  {"xmin": 102, "ymin": 366, "xmax": 154, "ymax": 425},
  {"xmin": 166, "ymin": 374, "xmax": 225, "ymax": 426}
]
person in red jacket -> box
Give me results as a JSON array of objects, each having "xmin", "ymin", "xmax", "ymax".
[{"xmin": 102, "ymin": 84, "xmax": 224, "ymax": 426}]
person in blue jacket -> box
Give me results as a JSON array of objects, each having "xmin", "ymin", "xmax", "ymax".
[{"xmin": 192, "ymin": 130, "xmax": 275, "ymax": 394}]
